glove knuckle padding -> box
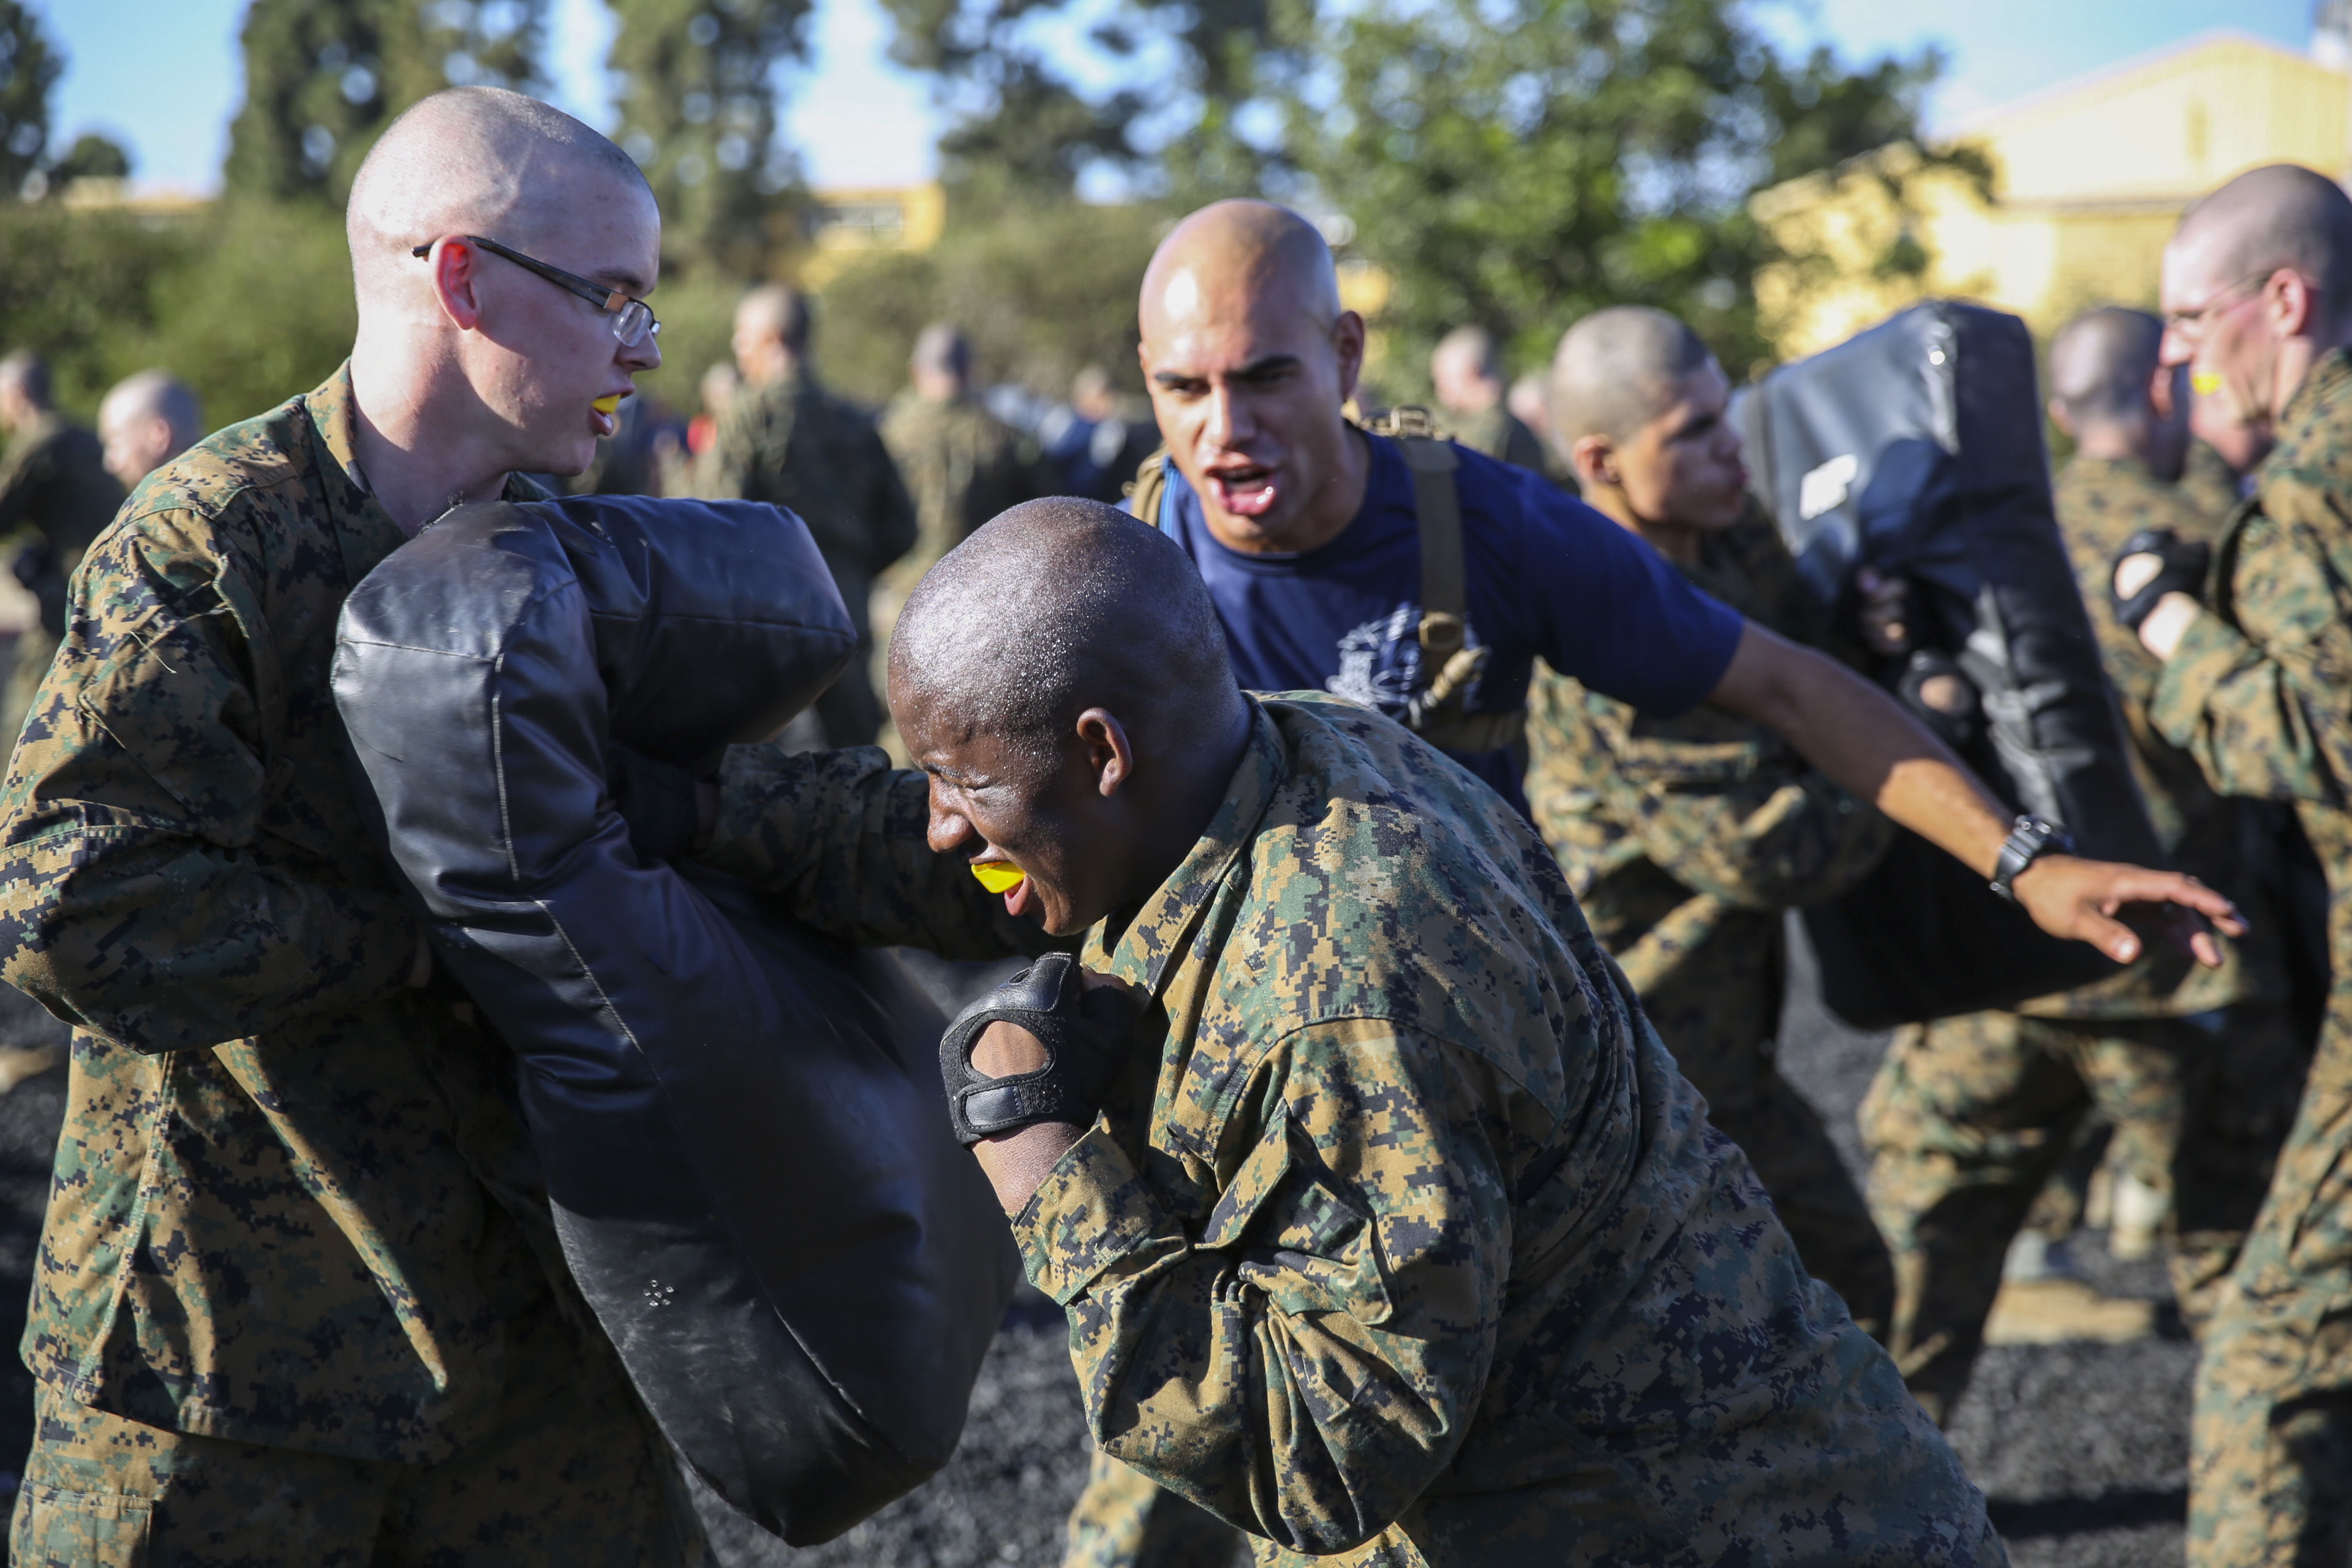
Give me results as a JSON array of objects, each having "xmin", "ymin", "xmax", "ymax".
[
  {"xmin": 939, "ymin": 951, "xmax": 1136, "ymax": 1145},
  {"xmin": 2111, "ymin": 526, "xmax": 2212, "ymax": 631},
  {"xmin": 331, "ymin": 497, "xmax": 1019, "ymax": 1546}
]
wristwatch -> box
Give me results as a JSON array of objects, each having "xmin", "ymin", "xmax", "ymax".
[{"xmin": 1989, "ymin": 815, "xmax": 2075, "ymax": 902}]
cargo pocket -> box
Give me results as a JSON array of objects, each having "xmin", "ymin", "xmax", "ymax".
[{"xmin": 12, "ymin": 1483, "xmax": 154, "ymax": 1567}]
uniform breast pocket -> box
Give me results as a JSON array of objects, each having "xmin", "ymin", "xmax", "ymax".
[{"xmin": 1198, "ymin": 1110, "xmax": 1393, "ymax": 1326}]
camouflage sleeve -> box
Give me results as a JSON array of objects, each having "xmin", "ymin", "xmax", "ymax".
[
  {"xmin": 1019, "ymin": 1017, "xmax": 1508, "ymax": 1555},
  {"xmin": 2149, "ymin": 514, "xmax": 2352, "ymax": 803},
  {"xmin": 0, "ymin": 514, "xmax": 419, "ymax": 1051},
  {"xmin": 699, "ymin": 741, "xmax": 1049, "ymax": 957}
]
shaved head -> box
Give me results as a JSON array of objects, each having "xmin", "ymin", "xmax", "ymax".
[
  {"xmin": 0, "ymin": 352, "xmax": 50, "ymax": 410},
  {"xmin": 1141, "ymin": 201, "xmax": 1341, "ymax": 343},
  {"xmin": 2049, "ymin": 309, "xmax": 2165, "ymax": 425},
  {"xmin": 1550, "ymin": 307, "xmax": 1716, "ymax": 445},
  {"xmin": 2175, "ymin": 164, "xmax": 2352, "ymax": 327},
  {"xmin": 911, "ymin": 322, "xmax": 971, "ymax": 385},
  {"xmin": 99, "ymin": 370, "xmax": 204, "ymax": 486},
  {"xmin": 737, "ymin": 284, "xmax": 813, "ymax": 354},
  {"xmin": 347, "ymin": 87, "xmax": 652, "ymax": 307},
  {"xmin": 1136, "ymin": 202, "xmax": 1366, "ymax": 554},
  {"xmin": 891, "ymin": 499, "xmax": 1239, "ymax": 772},
  {"xmin": 1433, "ymin": 326, "xmax": 1499, "ymax": 383}
]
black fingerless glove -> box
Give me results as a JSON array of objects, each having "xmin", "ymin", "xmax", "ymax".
[
  {"xmin": 2112, "ymin": 527, "xmax": 2211, "ymax": 633},
  {"xmin": 938, "ymin": 952, "xmax": 1138, "ymax": 1147}
]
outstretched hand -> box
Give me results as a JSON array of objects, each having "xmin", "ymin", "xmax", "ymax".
[{"xmin": 2010, "ymin": 855, "xmax": 2244, "ymax": 968}]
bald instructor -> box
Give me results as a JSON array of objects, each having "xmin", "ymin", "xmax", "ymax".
[
  {"xmin": 2120, "ymin": 162, "xmax": 2352, "ymax": 1567},
  {"xmin": 0, "ymin": 89, "xmax": 701, "ymax": 1564}
]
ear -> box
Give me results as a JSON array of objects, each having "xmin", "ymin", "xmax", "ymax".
[
  {"xmin": 1570, "ymin": 433, "xmax": 1619, "ymax": 491},
  {"xmin": 1074, "ymin": 708, "xmax": 1136, "ymax": 799},
  {"xmin": 1332, "ymin": 311, "xmax": 1367, "ymax": 408},
  {"xmin": 2047, "ymin": 395, "xmax": 2079, "ymax": 439},
  {"xmin": 2267, "ymin": 268, "xmax": 2316, "ymax": 339},
  {"xmin": 429, "ymin": 238, "xmax": 487, "ymax": 333}
]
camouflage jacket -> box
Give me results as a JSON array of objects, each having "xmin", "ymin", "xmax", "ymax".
[
  {"xmin": 2033, "ymin": 453, "xmax": 2272, "ymax": 1017},
  {"xmin": 878, "ymin": 392, "xmax": 1041, "ymax": 586},
  {"xmin": 0, "ymin": 366, "xmax": 559, "ymax": 1463},
  {"xmin": 708, "ymin": 695, "xmax": 1995, "ymax": 1566},
  {"xmin": 0, "ymin": 410, "xmax": 126, "ymax": 563},
  {"xmin": 1522, "ymin": 510, "xmax": 1889, "ymax": 1065},
  {"xmin": 706, "ymin": 371, "xmax": 918, "ymax": 639},
  {"xmin": 2152, "ymin": 349, "xmax": 2352, "ymax": 812},
  {"xmin": 2177, "ymin": 438, "xmax": 2247, "ymax": 523}
]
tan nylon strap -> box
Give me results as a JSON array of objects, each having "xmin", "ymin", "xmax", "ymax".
[{"xmin": 1121, "ymin": 445, "xmax": 1173, "ymax": 529}]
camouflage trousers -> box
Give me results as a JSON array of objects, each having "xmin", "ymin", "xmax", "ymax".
[
  {"xmin": 10, "ymin": 1291, "xmax": 706, "ymax": 1568},
  {"xmin": 1065, "ymin": 1452, "xmax": 1245, "ymax": 1568},
  {"xmin": 1863, "ymin": 1005, "xmax": 2301, "ymax": 1425},
  {"xmin": 2188, "ymin": 802, "xmax": 2352, "ymax": 1568}
]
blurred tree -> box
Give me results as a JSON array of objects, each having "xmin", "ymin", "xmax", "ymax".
[
  {"xmin": 0, "ymin": 0, "xmax": 61, "ymax": 198},
  {"xmin": 817, "ymin": 200, "xmax": 1166, "ymax": 405},
  {"xmin": 224, "ymin": 0, "xmax": 548, "ymax": 207},
  {"xmin": 46, "ymin": 132, "xmax": 131, "ymax": 186},
  {"xmin": 606, "ymin": 0, "xmax": 810, "ymax": 278},
  {"xmin": 1282, "ymin": 0, "xmax": 1973, "ymax": 382},
  {"xmin": 0, "ymin": 205, "xmax": 183, "ymax": 417}
]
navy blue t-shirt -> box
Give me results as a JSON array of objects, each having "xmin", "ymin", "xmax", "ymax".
[{"xmin": 1139, "ymin": 434, "xmax": 1745, "ymax": 813}]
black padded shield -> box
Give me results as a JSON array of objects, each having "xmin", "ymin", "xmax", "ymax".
[
  {"xmin": 1733, "ymin": 303, "xmax": 2165, "ymax": 1027},
  {"xmin": 330, "ymin": 496, "xmax": 1019, "ymax": 1544}
]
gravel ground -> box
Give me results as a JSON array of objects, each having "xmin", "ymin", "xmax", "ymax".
[{"xmin": 0, "ymin": 921, "xmax": 2199, "ymax": 1563}]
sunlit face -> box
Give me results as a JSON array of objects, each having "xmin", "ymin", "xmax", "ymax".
[
  {"xmin": 99, "ymin": 401, "xmax": 178, "ymax": 489},
  {"xmin": 893, "ymin": 682, "xmax": 1134, "ymax": 940},
  {"xmin": 1611, "ymin": 361, "xmax": 1747, "ymax": 530},
  {"xmin": 2159, "ymin": 228, "xmax": 2284, "ymax": 454},
  {"xmin": 1138, "ymin": 266, "xmax": 1365, "ymax": 553},
  {"xmin": 445, "ymin": 173, "xmax": 662, "ymax": 479}
]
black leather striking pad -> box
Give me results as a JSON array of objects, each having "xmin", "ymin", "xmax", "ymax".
[{"xmin": 331, "ymin": 496, "xmax": 1019, "ymax": 1544}]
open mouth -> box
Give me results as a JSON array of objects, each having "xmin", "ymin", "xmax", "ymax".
[
  {"xmin": 1205, "ymin": 464, "xmax": 1280, "ymax": 518},
  {"xmin": 592, "ymin": 393, "xmax": 625, "ymax": 437}
]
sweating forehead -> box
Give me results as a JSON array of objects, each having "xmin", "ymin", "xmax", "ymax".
[{"xmin": 1140, "ymin": 202, "xmax": 1340, "ymax": 345}]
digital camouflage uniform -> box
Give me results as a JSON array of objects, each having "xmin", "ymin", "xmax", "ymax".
[
  {"xmin": 1522, "ymin": 508, "xmax": 1898, "ymax": 1338},
  {"xmin": 2149, "ymin": 348, "xmax": 2352, "ymax": 1567},
  {"xmin": 0, "ymin": 368, "xmax": 701, "ymax": 1568},
  {"xmin": 706, "ymin": 371, "xmax": 918, "ymax": 746},
  {"xmin": 704, "ymin": 693, "xmax": 2006, "ymax": 1567},
  {"xmin": 2179, "ymin": 437, "xmax": 2248, "ymax": 524},
  {"xmin": 0, "ymin": 409, "xmax": 124, "ymax": 751},
  {"xmin": 1860, "ymin": 452, "xmax": 2302, "ymax": 1427}
]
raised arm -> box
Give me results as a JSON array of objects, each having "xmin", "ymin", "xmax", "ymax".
[
  {"xmin": 1709, "ymin": 620, "xmax": 2241, "ymax": 963},
  {"xmin": 699, "ymin": 739, "xmax": 1052, "ymax": 959}
]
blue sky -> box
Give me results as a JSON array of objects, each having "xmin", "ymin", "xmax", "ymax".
[{"xmin": 35, "ymin": 0, "xmax": 2326, "ymax": 195}]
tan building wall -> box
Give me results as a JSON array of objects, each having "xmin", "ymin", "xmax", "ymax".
[
  {"xmin": 1755, "ymin": 33, "xmax": 2352, "ymax": 358},
  {"xmin": 794, "ymin": 183, "xmax": 947, "ymax": 289}
]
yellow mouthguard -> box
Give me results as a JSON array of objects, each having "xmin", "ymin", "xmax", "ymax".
[
  {"xmin": 2190, "ymin": 372, "xmax": 2223, "ymax": 397},
  {"xmin": 593, "ymin": 394, "xmax": 624, "ymax": 417},
  {"xmin": 971, "ymin": 861, "xmax": 1025, "ymax": 895}
]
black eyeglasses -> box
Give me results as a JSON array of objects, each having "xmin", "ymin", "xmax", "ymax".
[{"xmin": 410, "ymin": 235, "xmax": 660, "ymax": 347}]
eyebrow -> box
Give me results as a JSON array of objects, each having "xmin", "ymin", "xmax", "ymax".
[
  {"xmin": 595, "ymin": 268, "xmax": 650, "ymax": 296},
  {"xmin": 1152, "ymin": 353, "xmax": 1303, "ymax": 388}
]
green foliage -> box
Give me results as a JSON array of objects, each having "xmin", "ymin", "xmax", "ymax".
[
  {"xmin": 607, "ymin": 0, "xmax": 810, "ymax": 279},
  {"xmin": 224, "ymin": 0, "xmax": 548, "ymax": 208},
  {"xmin": 0, "ymin": 200, "xmax": 355, "ymax": 431},
  {"xmin": 0, "ymin": 0, "xmax": 60, "ymax": 197},
  {"xmin": 1282, "ymin": 0, "xmax": 1949, "ymax": 386},
  {"xmin": 815, "ymin": 199, "xmax": 1168, "ymax": 405},
  {"xmin": 48, "ymin": 132, "xmax": 131, "ymax": 185}
]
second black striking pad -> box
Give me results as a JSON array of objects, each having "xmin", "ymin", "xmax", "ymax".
[
  {"xmin": 331, "ymin": 495, "xmax": 1019, "ymax": 1544},
  {"xmin": 1733, "ymin": 303, "xmax": 2166, "ymax": 1027}
]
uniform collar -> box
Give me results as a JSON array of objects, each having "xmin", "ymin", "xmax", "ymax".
[
  {"xmin": 299, "ymin": 362, "xmax": 410, "ymax": 586},
  {"xmin": 1085, "ymin": 700, "xmax": 1287, "ymax": 1001},
  {"xmin": 2275, "ymin": 346, "xmax": 2352, "ymax": 459}
]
